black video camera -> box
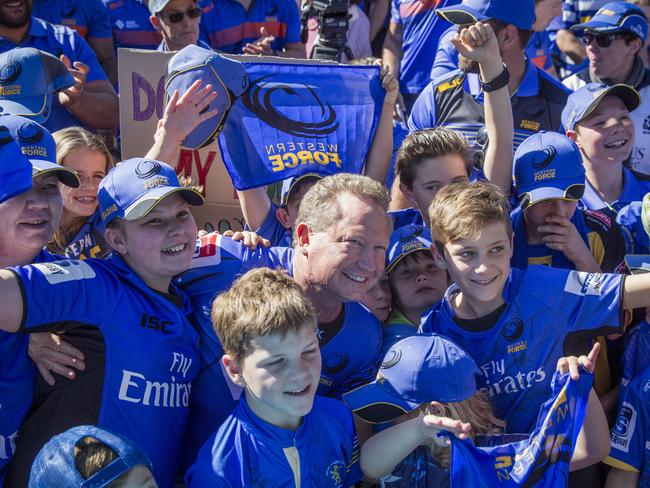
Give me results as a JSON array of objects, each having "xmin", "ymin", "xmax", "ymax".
[{"xmin": 301, "ymin": 0, "xmax": 352, "ymax": 62}]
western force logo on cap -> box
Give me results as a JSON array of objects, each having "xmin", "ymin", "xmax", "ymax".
[
  {"xmin": 16, "ymin": 123, "xmax": 48, "ymax": 158},
  {"xmin": 399, "ymin": 226, "xmax": 423, "ymax": 242},
  {"xmin": 136, "ymin": 160, "xmax": 169, "ymax": 190},
  {"xmin": 381, "ymin": 348, "xmax": 402, "ymax": 369},
  {"xmin": 0, "ymin": 62, "xmax": 21, "ymax": 96},
  {"xmin": 531, "ymin": 146, "xmax": 556, "ymax": 170}
]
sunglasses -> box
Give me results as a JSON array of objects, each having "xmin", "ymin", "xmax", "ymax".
[
  {"xmin": 518, "ymin": 184, "xmax": 586, "ymax": 210},
  {"xmin": 160, "ymin": 6, "xmax": 201, "ymax": 23},
  {"xmin": 583, "ymin": 32, "xmax": 628, "ymax": 48}
]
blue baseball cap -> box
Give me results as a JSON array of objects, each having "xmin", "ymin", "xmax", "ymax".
[
  {"xmin": 342, "ymin": 334, "xmax": 480, "ymax": 423},
  {"xmin": 279, "ymin": 173, "xmax": 322, "ymax": 207},
  {"xmin": 98, "ymin": 158, "xmax": 204, "ymax": 229},
  {"xmin": 0, "ymin": 114, "xmax": 79, "ymax": 187},
  {"xmin": 436, "ymin": 0, "xmax": 535, "ymax": 30},
  {"xmin": 385, "ymin": 224, "xmax": 433, "ymax": 273},
  {"xmin": 562, "ymin": 82, "xmax": 640, "ymax": 132},
  {"xmin": 0, "ymin": 136, "xmax": 32, "ymax": 203},
  {"xmin": 514, "ymin": 131, "xmax": 586, "ymax": 207},
  {"xmin": 0, "ymin": 48, "xmax": 74, "ymax": 124},
  {"xmin": 572, "ymin": 2, "xmax": 648, "ymax": 41},
  {"xmin": 165, "ymin": 44, "xmax": 248, "ymax": 149},
  {"xmin": 29, "ymin": 425, "xmax": 152, "ymax": 488}
]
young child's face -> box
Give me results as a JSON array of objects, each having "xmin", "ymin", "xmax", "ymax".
[
  {"xmin": 438, "ymin": 221, "xmax": 512, "ymax": 316},
  {"xmin": 361, "ymin": 274, "xmax": 392, "ymax": 322},
  {"xmin": 523, "ymin": 198, "xmax": 579, "ymax": 229},
  {"xmin": 238, "ymin": 326, "xmax": 322, "ymax": 430},
  {"xmin": 389, "ymin": 252, "xmax": 447, "ymax": 316},
  {"xmin": 283, "ymin": 179, "xmax": 318, "ymax": 230},
  {"xmin": 572, "ymin": 96, "xmax": 634, "ymax": 164},
  {"xmin": 402, "ymin": 155, "xmax": 468, "ymax": 223}
]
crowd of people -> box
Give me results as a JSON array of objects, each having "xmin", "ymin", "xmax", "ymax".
[{"xmin": 2, "ymin": 0, "xmax": 650, "ymax": 486}]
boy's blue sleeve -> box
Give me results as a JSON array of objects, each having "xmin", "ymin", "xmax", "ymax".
[
  {"xmin": 185, "ymin": 430, "xmax": 237, "ymax": 487},
  {"xmin": 12, "ymin": 260, "xmax": 115, "ymax": 330},
  {"xmin": 604, "ymin": 368, "xmax": 650, "ymax": 473}
]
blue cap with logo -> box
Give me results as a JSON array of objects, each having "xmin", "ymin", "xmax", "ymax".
[
  {"xmin": 437, "ymin": 0, "xmax": 535, "ymax": 30},
  {"xmin": 165, "ymin": 44, "xmax": 248, "ymax": 149},
  {"xmin": 0, "ymin": 136, "xmax": 33, "ymax": 203},
  {"xmin": 0, "ymin": 114, "xmax": 79, "ymax": 187},
  {"xmin": 572, "ymin": 2, "xmax": 648, "ymax": 41},
  {"xmin": 342, "ymin": 334, "xmax": 480, "ymax": 423},
  {"xmin": 0, "ymin": 47, "xmax": 75, "ymax": 124},
  {"xmin": 514, "ymin": 131, "xmax": 586, "ymax": 207},
  {"xmin": 385, "ymin": 224, "xmax": 433, "ymax": 273},
  {"xmin": 98, "ymin": 158, "xmax": 204, "ymax": 229},
  {"xmin": 279, "ymin": 173, "xmax": 322, "ymax": 207},
  {"xmin": 562, "ymin": 82, "xmax": 640, "ymax": 132},
  {"xmin": 29, "ymin": 425, "xmax": 152, "ymax": 488}
]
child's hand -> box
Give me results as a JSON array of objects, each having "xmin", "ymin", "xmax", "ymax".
[
  {"xmin": 158, "ymin": 80, "xmax": 219, "ymax": 146},
  {"xmin": 538, "ymin": 214, "xmax": 597, "ymax": 269},
  {"xmin": 451, "ymin": 22, "xmax": 500, "ymax": 67},
  {"xmin": 556, "ymin": 341, "xmax": 601, "ymax": 380},
  {"xmin": 223, "ymin": 230, "xmax": 271, "ymax": 250},
  {"xmin": 419, "ymin": 413, "xmax": 472, "ymax": 444},
  {"xmin": 375, "ymin": 60, "xmax": 399, "ymax": 107}
]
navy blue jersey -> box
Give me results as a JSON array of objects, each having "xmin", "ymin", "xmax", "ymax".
[
  {"xmin": 7, "ymin": 255, "xmax": 199, "ymax": 488},
  {"xmin": 185, "ymin": 395, "xmax": 362, "ymax": 487},
  {"xmin": 0, "ymin": 249, "xmax": 60, "ymax": 484},
  {"xmin": 604, "ymin": 364, "xmax": 650, "ymax": 485},
  {"xmin": 420, "ymin": 266, "xmax": 623, "ymax": 433},
  {"xmin": 622, "ymin": 321, "xmax": 650, "ymax": 388},
  {"xmin": 59, "ymin": 210, "xmax": 110, "ymax": 260}
]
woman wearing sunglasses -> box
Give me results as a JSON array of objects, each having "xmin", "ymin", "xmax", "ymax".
[{"xmin": 149, "ymin": 0, "xmax": 211, "ymax": 52}]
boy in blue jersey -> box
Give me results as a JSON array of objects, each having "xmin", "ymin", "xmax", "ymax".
[
  {"xmin": 563, "ymin": 82, "xmax": 650, "ymax": 219},
  {"xmin": 511, "ymin": 131, "xmax": 626, "ymax": 273},
  {"xmin": 186, "ymin": 267, "xmax": 362, "ymax": 487},
  {"xmin": 420, "ymin": 181, "xmax": 650, "ymax": 435},
  {"xmin": 390, "ymin": 20, "xmax": 514, "ymax": 229},
  {"xmin": 382, "ymin": 224, "xmax": 447, "ymax": 353},
  {"xmin": 0, "ymin": 157, "xmax": 205, "ymax": 488},
  {"xmin": 605, "ymin": 362, "xmax": 650, "ymax": 487}
]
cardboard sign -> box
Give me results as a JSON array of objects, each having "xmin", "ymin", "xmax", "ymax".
[{"xmin": 118, "ymin": 48, "xmax": 244, "ymax": 232}]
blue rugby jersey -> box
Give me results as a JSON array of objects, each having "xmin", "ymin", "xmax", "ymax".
[
  {"xmin": 389, "ymin": 0, "xmax": 459, "ymax": 95},
  {"xmin": 5, "ymin": 254, "xmax": 199, "ymax": 488},
  {"xmin": 616, "ymin": 201, "xmax": 650, "ymax": 255},
  {"xmin": 580, "ymin": 167, "xmax": 650, "ymax": 219},
  {"xmin": 604, "ymin": 364, "xmax": 650, "ymax": 485},
  {"xmin": 622, "ymin": 321, "xmax": 650, "ymax": 388},
  {"xmin": 420, "ymin": 266, "xmax": 623, "ymax": 433},
  {"xmin": 185, "ymin": 395, "xmax": 362, "ymax": 487},
  {"xmin": 32, "ymin": 0, "xmax": 113, "ymax": 39},
  {"xmin": 60, "ymin": 210, "xmax": 110, "ymax": 259},
  {"xmin": 0, "ymin": 249, "xmax": 61, "ymax": 484},
  {"xmin": 101, "ymin": 0, "xmax": 161, "ymax": 50}
]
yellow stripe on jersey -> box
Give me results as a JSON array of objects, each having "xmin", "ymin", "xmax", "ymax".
[
  {"xmin": 603, "ymin": 456, "xmax": 640, "ymax": 472},
  {"xmin": 283, "ymin": 446, "xmax": 301, "ymax": 487},
  {"xmin": 587, "ymin": 231, "xmax": 606, "ymax": 267}
]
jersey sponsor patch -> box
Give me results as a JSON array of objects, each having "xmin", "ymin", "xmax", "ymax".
[
  {"xmin": 611, "ymin": 402, "xmax": 637, "ymax": 453},
  {"xmin": 563, "ymin": 271, "xmax": 605, "ymax": 296},
  {"xmin": 32, "ymin": 260, "xmax": 96, "ymax": 284},
  {"xmin": 191, "ymin": 233, "xmax": 222, "ymax": 267}
]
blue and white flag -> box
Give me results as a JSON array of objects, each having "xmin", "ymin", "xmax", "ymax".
[
  {"xmin": 217, "ymin": 62, "xmax": 385, "ymax": 190},
  {"xmin": 446, "ymin": 371, "xmax": 592, "ymax": 488}
]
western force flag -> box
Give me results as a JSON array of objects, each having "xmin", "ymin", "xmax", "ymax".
[
  {"xmin": 218, "ymin": 62, "xmax": 385, "ymax": 190},
  {"xmin": 446, "ymin": 371, "xmax": 592, "ymax": 488}
]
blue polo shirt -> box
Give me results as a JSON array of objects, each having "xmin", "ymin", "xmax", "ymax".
[
  {"xmin": 0, "ymin": 17, "xmax": 108, "ymax": 132},
  {"xmin": 390, "ymin": 0, "xmax": 458, "ymax": 95},
  {"xmin": 102, "ymin": 0, "xmax": 161, "ymax": 50},
  {"xmin": 409, "ymin": 59, "xmax": 570, "ymax": 155},
  {"xmin": 199, "ymin": 0, "xmax": 301, "ymax": 54},
  {"xmin": 32, "ymin": 0, "xmax": 112, "ymax": 39},
  {"xmin": 580, "ymin": 167, "xmax": 650, "ymax": 218}
]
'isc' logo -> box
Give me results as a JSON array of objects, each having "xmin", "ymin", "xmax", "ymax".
[{"xmin": 139, "ymin": 314, "xmax": 172, "ymax": 334}]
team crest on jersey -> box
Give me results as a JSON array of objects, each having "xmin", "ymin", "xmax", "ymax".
[
  {"xmin": 501, "ymin": 318, "xmax": 524, "ymax": 342},
  {"xmin": 563, "ymin": 271, "xmax": 604, "ymax": 296},
  {"xmin": 191, "ymin": 233, "xmax": 222, "ymax": 268},
  {"xmin": 32, "ymin": 260, "xmax": 96, "ymax": 285},
  {"xmin": 611, "ymin": 402, "xmax": 637, "ymax": 453},
  {"xmin": 325, "ymin": 460, "xmax": 345, "ymax": 487}
]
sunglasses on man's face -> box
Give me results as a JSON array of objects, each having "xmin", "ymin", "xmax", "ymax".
[
  {"xmin": 161, "ymin": 6, "xmax": 201, "ymax": 23},
  {"xmin": 583, "ymin": 32, "xmax": 627, "ymax": 48}
]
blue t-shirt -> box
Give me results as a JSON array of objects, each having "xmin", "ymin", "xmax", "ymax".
[
  {"xmin": 616, "ymin": 201, "xmax": 650, "ymax": 255},
  {"xmin": 185, "ymin": 394, "xmax": 362, "ymax": 487},
  {"xmin": 605, "ymin": 364, "xmax": 650, "ymax": 485},
  {"xmin": 580, "ymin": 167, "xmax": 650, "ymax": 218},
  {"xmin": 0, "ymin": 17, "xmax": 108, "ymax": 132},
  {"xmin": 9, "ymin": 254, "xmax": 199, "ymax": 488},
  {"xmin": 389, "ymin": 0, "xmax": 458, "ymax": 95},
  {"xmin": 420, "ymin": 266, "xmax": 623, "ymax": 433},
  {"xmin": 199, "ymin": 0, "xmax": 301, "ymax": 54},
  {"xmin": 0, "ymin": 249, "xmax": 61, "ymax": 484},
  {"xmin": 32, "ymin": 0, "xmax": 112, "ymax": 39},
  {"xmin": 101, "ymin": 0, "xmax": 161, "ymax": 50}
]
